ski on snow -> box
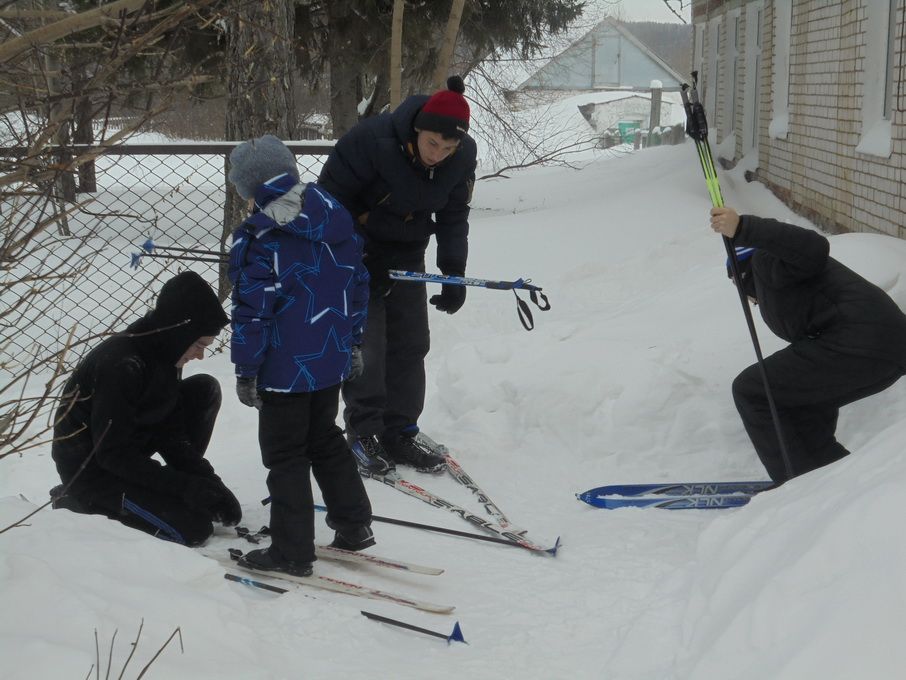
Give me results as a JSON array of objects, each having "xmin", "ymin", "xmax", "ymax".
[
  {"xmin": 315, "ymin": 544, "xmax": 444, "ymax": 575},
  {"xmin": 576, "ymin": 481, "xmax": 775, "ymax": 510},
  {"xmin": 220, "ymin": 550, "xmax": 454, "ymax": 614},
  {"xmin": 413, "ymin": 432, "xmax": 526, "ymax": 534},
  {"xmin": 234, "ymin": 526, "xmax": 444, "ymax": 576},
  {"xmin": 365, "ymin": 468, "xmax": 559, "ymax": 554}
]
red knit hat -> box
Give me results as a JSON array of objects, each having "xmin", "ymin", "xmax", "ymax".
[{"xmin": 414, "ymin": 76, "xmax": 470, "ymax": 139}]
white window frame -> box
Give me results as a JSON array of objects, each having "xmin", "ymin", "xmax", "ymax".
[
  {"xmin": 725, "ymin": 10, "xmax": 742, "ymax": 138},
  {"xmin": 857, "ymin": 0, "xmax": 895, "ymax": 157},
  {"xmin": 883, "ymin": 0, "xmax": 899, "ymax": 120},
  {"xmin": 743, "ymin": 1, "xmax": 764, "ymax": 155},
  {"xmin": 768, "ymin": 0, "xmax": 792, "ymax": 140},
  {"xmin": 694, "ymin": 22, "xmax": 706, "ymax": 82},
  {"xmin": 706, "ymin": 17, "xmax": 721, "ymax": 128}
]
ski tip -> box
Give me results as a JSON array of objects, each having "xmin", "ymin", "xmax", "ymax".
[
  {"xmin": 448, "ymin": 621, "xmax": 467, "ymax": 644},
  {"xmin": 546, "ymin": 537, "xmax": 562, "ymax": 556}
]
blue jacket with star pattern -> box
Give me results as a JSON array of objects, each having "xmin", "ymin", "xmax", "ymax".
[{"xmin": 229, "ymin": 175, "xmax": 369, "ymax": 392}]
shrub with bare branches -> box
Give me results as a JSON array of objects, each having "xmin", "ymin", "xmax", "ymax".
[{"xmin": 0, "ymin": 0, "xmax": 223, "ymax": 465}]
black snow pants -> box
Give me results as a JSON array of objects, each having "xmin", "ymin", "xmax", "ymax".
[
  {"xmin": 342, "ymin": 258, "xmax": 429, "ymax": 441},
  {"xmin": 732, "ymin": 339, "xmax": 903, "ymax": 483},
  {"xmin": 259, "ymin": 385, "xmax": 372, "ymax": 563}
]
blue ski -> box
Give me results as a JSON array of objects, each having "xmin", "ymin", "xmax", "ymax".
[
  {"xmin": 576, "ymin": 481, "xmax": 774, "ymax": 510},
  {"xmin": 580, "ymin": 494, "xmax": 756, "ymax": 510}
]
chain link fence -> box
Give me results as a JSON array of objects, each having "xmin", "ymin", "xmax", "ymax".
[{"xmin": 2, "ymin": 142, "xmax": 332, "ymax": 364}]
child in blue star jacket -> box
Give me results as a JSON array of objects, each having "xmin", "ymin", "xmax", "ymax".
[{"xmin": 228, "ymin": 135, "xmax": 373, "ymax": 576}]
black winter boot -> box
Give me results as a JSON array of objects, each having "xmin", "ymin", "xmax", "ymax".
[
  {"xmin": 381, "ymin": 434, "xmax": 446, "ymax": 473},
  {"xmin": 329, "ymin": 525, "xmax": 375, "ymax": 551},
  {"xmin": 49, "ymin": 485, "xmax": 91, "ymax": 514},
  {"xmin": 238, "ymin": 547, "xmax": 313, "ymax": 577},
  {"xmin": 348, "ymin": 435, "xmax": 394, "ymax": 475}
]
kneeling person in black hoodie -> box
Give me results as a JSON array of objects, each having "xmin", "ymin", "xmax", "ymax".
[{"xmin": 51, "ymin": 271, "xmax": 239, "ymax": 546}]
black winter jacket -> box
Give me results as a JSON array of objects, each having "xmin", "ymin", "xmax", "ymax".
[
  {"xmin": 735, "ymin": 215, "xmax": 906, "ymax": 369},
  {"xmin": 318, "ymin": 95, "xmax": 477, "ymax": 274},
  {"xmin": 52, "ymin": 271, "xmax": 229, "ymax": 494}
]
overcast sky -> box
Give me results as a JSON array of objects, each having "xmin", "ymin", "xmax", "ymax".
[{"xmin": 603, "ymin": 0, "xmax": 690, "ymax": 24}]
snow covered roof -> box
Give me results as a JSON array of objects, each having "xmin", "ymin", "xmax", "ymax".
[{"xmin": 516, "ymin": 18, "xmax": 685, "ymax": 91}]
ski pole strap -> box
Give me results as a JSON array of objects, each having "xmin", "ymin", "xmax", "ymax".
[
  {"xmin": 513, "ymin": 287, "xmax": 551, "ymax": 331},
  {"xmin": 388, "ymin": 269, "xmax": 551, "ymax": 331}
]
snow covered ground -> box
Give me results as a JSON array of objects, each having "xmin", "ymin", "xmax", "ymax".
[{"xmin": 3, "ymin": 142, "xmax": 906, "ymax": 679}]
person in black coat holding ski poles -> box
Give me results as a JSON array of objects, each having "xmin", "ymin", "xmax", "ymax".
[
  {"xmin": 318, "ymin": 76, "xmax": 477, "ymax": 475},
  {"xmin": 710, "ymin": 207, "xmax": 906, "ymax": 483}
]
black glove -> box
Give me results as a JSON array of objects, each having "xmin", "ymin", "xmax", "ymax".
[
  {"xmin": 236, "ymin": 376, "xmax": 262, "ymax": 409},
  {"xmin": 363, "ymin": 252, "xmax": 393, "ymax": 297},
  {"xmin": 430, "ymin": 283, "xmax": 466, "ymax": 314},
  {"xmin": 210, "ymin": 485, "xmax": 242, "ymax": 526},
  {"xmin": 347, "ymin": 345, "xmax": 364, "ymax": 381},
  {"xmin": 179, "ymin": 475, "xmax": 226, "ymax": 513}
]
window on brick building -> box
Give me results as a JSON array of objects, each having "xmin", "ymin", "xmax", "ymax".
[
  {"xmin": 857, "ymin": 0, "xmax": 895, "ymax": 157},
  {"xmin": 768, "ymin": 0, "xmax": 792, "ymax": 140},
  {"xmin": 883, "ymin": 0, "xmax": 899, "ymax": 120},
  {"xmin": 694, "ymin": 22, "xmax": 705, "ymax": 86},
  {"xmin": 706, "ymin": 17, "xmax": 721, "ymax": 128},
  {"xmin": 743, "ymin": 2, "xmax": 764, "ymax": 155},
  {"xmin": 725, "ymin": 11, "xmax": 741, "ymax": 136}
]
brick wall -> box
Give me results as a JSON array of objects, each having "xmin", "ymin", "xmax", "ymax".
[{"xmin": 692, "ymin": 0, "xmax": 905, "ymax": 237}]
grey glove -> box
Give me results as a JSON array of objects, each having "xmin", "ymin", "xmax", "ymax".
[
  {"xmin": 236, "ymin": 376, "xmax": 262, "ymax": 409},
  {"xmin": 347, "ymin": 345, "xmax": 364, "ymax": 381}
]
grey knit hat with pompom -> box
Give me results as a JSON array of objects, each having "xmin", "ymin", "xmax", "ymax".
[{"xmin": 228, "ymin": 134, "xmax": 300, "ymax": 200}]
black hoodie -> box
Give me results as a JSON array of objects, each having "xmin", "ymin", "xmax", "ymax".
[
  {"xmin": 52, "ymin": 271, "xmax": 229, "ymax": 493},
  {"xmin": 735, "ymin": 216, "xmax": 906, "ymax": 369}
]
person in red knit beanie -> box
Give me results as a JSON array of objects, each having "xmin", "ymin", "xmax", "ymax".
[
  {"xmin": 319, "ymin": 75, "xmax": 477, "ymax": 476},
  {"xmin": 414, "ymin": 76, "xmax": 471, "ymax": 139}
]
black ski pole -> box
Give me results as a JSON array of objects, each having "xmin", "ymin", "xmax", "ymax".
[
  {"xmin": 681, "ymin": 71, "xmax": 794, "ymax": 481},
  {"xmin": 361, "ymin": 611, "xmax": 466, "ymax": 644},
  {"xmin": 130, "ymin": 238, "xmax": 228, "ymax": 269},
  {"xmin": 309, "ymin": 502, "xmax": 530, "ymax": 549}
]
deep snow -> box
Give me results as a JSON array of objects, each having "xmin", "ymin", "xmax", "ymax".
[{"xmin": 3, "ymin": 142, "xmax": 906, "ymax": 679}]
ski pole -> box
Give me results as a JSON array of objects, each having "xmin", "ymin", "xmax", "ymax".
[
  {"xmin": 310, "ymin": 503, "xmax": 530, "ymax": 549},
  {"xmin": 681, "ymin": 71, "xmax": 793, "ymax": 480},
  {"xmin": 389, "ymin": 269, "xmax": 551, "ymax": 331},
  {"xmin": 361, "ymin": 611, "xmax": 466, "ymax": 644},
  {"xmin": 130, "ymin": 238, "xmax": 228, "ymax": 269},
  {"xmin": 224, "ymin": 572, "xmax": 287, "ymax": 594}
]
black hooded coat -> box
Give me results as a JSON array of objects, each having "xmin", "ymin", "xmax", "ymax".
[{"xmin": 52, "ymin": 271, "xmax": 230, "ymax": 496}]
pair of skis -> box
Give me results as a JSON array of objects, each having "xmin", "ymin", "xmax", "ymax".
[
  {"xmin": 220, "ymin": 544, "xmax": 454, "ymax": 614},
  {"xmin": 367, "ymin": 433, "xmax": 559, "ymax": 555},
  {"xmin": 576, "ymin": 481, "xmax": 775, "ymax": 510}
]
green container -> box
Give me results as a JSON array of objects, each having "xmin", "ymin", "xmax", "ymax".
[{"xmin": 617, "ymin": 120, "xmax": 641, "ymax": 143}]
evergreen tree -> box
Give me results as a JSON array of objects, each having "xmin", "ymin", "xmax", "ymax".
[{"xmin": 294, "ymin": 0, "xmax": 585, "ymax": 136}]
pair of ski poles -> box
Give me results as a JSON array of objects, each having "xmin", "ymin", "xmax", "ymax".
[
  {"xmin": 681, "ymin": 71, "xmax": 793, "ymax": 480},
  {"xmin": 130, "ymin": 239, "xmax": 550, "ymax": 331}
]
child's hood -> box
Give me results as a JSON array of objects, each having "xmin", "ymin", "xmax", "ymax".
[{"xmin": 244, "ymin": 182, "xmax": 354, "ymax": 245}]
